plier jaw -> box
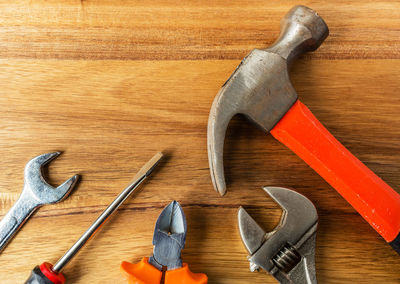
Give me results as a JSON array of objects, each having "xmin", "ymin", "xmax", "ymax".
[
  {"xmin": 149, "ymin": 200, "xmax": 186, "ymax": 271},
  {"xmin": 121, "ymin": 201, "xmax": 208, "ymax": 284}
]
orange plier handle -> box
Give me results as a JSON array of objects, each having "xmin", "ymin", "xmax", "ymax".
[{"xmin": 121, "ymin": 257, "xmax": 208, "ymax": 284}]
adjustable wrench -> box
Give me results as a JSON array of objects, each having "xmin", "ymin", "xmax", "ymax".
[
  {"xmin": 238, "ymin": 187, "xmax": 318, "ymax": 283},
  {"xmin": 0, "ymin": 152, "xmax": 79, "ymax": 252}
]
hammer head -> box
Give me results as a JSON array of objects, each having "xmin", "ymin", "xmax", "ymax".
[{"xmin": 207, "ymin": 6, "xmax": 329, "ymax": 195}]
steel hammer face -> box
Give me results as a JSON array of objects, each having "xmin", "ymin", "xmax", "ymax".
[{"xmin": 208, "ymin": 5, "xmax": 400, "ymax": 254}]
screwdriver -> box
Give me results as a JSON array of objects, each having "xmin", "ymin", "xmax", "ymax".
[{"xmin": 25, "ymin": 152, "xmax": 163, "ymax": 284}]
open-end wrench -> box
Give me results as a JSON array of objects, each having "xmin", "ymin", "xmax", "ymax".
[
  {"xmin": 207, "ymin": 5, "xmax": 400, "ymax": 253},
  {"xmin": 0, "ymin": 152, "xmax": 79, "ymax": 253},
  {"xmin": 238, "ymin": 187, "xmax": 318, "ymax": 284}
]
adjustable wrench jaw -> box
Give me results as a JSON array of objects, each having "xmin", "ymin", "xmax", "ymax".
[
  {"xmin": 238, "ymin": 187, "xmax": 318, "ymax": 284},
  {"xmin": 207, "ymin": 5, "xmax": 329, "ymax": 196}
]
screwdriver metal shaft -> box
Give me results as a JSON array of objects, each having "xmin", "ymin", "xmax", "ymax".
[
  {"xmin": 53, "ymin": 152, "xmax": 163, "ymax": 273},
  {"xmin": 25, "ymin": 152, "xmax": 163, "ymax": 284}
]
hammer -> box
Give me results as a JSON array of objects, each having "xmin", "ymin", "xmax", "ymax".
[{"xmin": 207, "ymin": 5, "xmax": 400, "ymax": 254}]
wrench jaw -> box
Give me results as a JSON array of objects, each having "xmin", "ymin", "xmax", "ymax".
[
  {"xmin": 238, "ymin": 207, "xmax": 267, "ymax": 261},
  {"xmin": 24, "ymin": 152, "xmax": 79, "ymax": 204},
  {"xmin": 53, "ymin": 175, "xmax": 79, "ymax": 203},
  {"xmin": 238, "ymin": 187, "xmax": 318, "ymax": 283},
  {"xmin": 0, "ymin": 152, "xmax": 79, "ymax": 253}
]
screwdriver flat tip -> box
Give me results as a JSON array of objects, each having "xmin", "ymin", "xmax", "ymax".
[{"xmin": 138, "ymin": 152, "xmax": 164, "ymax": 178}]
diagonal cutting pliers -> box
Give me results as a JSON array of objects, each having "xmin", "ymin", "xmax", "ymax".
[{"xmin": 121, "ymin": 201, "xmax": 208, "ymax": 284}]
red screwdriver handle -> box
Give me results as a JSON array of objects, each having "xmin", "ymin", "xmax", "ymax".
[
  {"xmin": 270, "ymin": 100, "xmax": 400, "ymax": 248},
  {"xmin": 24, "ymin": 262, "xmax": 65, "ymax": 284}
]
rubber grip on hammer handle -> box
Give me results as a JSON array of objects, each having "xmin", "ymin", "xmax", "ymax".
[{"xmin": 270, "ymin": 100, "xmax": 400, "ymax": 248}]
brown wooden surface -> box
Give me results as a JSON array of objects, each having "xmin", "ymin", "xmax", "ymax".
[{"xmin": 0, "ymin": 1, "xmax": 400, "ymax": 283}]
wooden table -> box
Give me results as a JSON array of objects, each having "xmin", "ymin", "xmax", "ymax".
[{"xmin": 0, "ymin": 1, "xmax": 400, "ymax": 283}]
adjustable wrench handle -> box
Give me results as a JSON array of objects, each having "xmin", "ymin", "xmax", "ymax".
[
  {"xmin": 270, "ymin": 100, "xmax": 400, "ymax": 252},
  {"xmin": 0, "ymin": 189, "xmax": 39, "ymax": 252}
]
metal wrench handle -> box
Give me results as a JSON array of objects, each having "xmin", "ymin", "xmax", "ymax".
[
  {"xmin": 275, "ymin": 257, "xmax": 316, "ymax": 284},
  {"xmin": 0, "ymin": 188, "xmax": 40, "ymax": 251}
]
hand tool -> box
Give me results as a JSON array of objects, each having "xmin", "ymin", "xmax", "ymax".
[
  {"xmin": 121, "ymin": 200, "xmax": 208, "ymax": 284},
  {"xmin": 24, "ymin": 152, "xmax": 163, "ymax": 284},
  {"xmin": 238, "ymin": 187, "xmax": 318, "ymax": 284},
  {"xmin": 0, "ymin": 152, "xmax": 79, "ymax": 253},
  {"xmin": 207, "ymin": 5, "xmax": 400, "ymax": 253}
]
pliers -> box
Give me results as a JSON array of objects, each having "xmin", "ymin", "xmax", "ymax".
[{"xmin": 121, "ymin": 201, "xmax": 208, "ymax": 284}]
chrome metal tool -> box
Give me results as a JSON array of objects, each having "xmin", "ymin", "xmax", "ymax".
[
  {"xmin": 0, "ymin": 152, "xmax": 79, "ymax": 253},
  {"xmin": 149, "ymin": 200, "xmax": 187, "ymax": 271},
  {"xmin": 25, "ymin": 152, "xmax": 163, "ymax": 284},
  {"xmin": 238, "ymin": 187, "xmax": 318, "ymax": 284}
]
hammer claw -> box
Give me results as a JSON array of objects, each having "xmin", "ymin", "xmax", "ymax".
[{"xmin": 207, "ymin": 89, "xmax": 238, "ymax": 195}]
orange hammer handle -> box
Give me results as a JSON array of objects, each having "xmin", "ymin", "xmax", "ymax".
[{"xmin": 270, "ymin": 100, "xmax": 400, "ymax": 248}]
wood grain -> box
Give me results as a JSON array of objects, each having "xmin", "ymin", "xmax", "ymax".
[{"xmin": 0, "ymin": 1, "xmax": 399, "ymax": 283}]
